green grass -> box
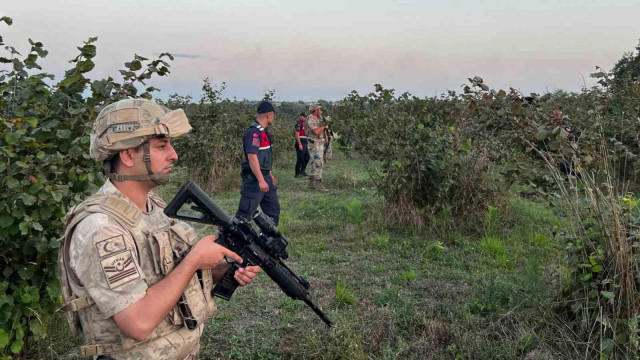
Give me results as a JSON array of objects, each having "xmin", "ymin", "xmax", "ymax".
[{"xmin": 30, "ymin": 149, "xmax": 570, "ymax": 359}]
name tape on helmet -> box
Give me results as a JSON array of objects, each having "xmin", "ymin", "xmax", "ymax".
[{"xmin": 107, "ymin": 123, "xmax": 141, "ymax": 134}]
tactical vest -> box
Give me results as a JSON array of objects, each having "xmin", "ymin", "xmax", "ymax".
[
  {"xmin": 57, "ymin": 190, "xmax": 216, "ymax": 359},
  {"xmin": 242, "ymin": 121, "xmax": 273, "ymax": 173},
  {"xmin": 296, "ymin": 120, "xmax": 307, "ymax": 139},
  {"xmin": 306, "ymin": 114, "xmax": 324, "ymax": 140}
]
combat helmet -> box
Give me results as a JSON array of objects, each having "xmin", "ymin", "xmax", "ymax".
[{"xmin": 90, "ymin": 98, "xmax": 192, "ymax": 184}]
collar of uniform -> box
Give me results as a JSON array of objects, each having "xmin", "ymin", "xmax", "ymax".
[
  {"xmin": 252, "ymin": 121, "xmax": 265, "ymax": 131},
  {"xmin": 98, "ymin": 179, "xmax": 155, "ymax": 214}
]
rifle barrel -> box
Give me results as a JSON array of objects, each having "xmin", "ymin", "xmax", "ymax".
[{"xmin": 303, "ymin": 298, "xmax": 334, "ymax": 327}]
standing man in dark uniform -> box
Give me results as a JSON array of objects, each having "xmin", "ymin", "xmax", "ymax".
[
  {"xmin": 235, "ymin": 101, "xmax": 281, "ymax": 225},
  {"xmin": 294, "ymin": 111, "xmax": 310, "ymax": 177}
]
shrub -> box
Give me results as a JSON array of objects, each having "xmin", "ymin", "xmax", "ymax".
[
  {"xmin": 0, "ymin": 18, "xmax": 172, "ymax": 357},
  {"xmin": 165, "ymin": 81, "xmax": 253, "ymax": 193},
  {"xmin": 332, "ymin": 84, "xmax": 509, "ymax": 231}
]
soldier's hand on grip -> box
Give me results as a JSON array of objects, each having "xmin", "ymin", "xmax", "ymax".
[
  {"xmin": 234, "ymin": 266, "xmax": 261, "ymax": 286},
  {"xmin": 188, "ymin": 235, "xmax": 243, "ymax": 269}
]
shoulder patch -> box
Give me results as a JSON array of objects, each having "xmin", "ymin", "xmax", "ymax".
[
  {"xmin": 99, "ymin": 196, "xmax": 141, "ymax": 228},
  {"xmin": 95, "ymin": 235, "xmax": 127, "ymax": 258},
  {"xmin": 101, "ymin": 250, "xmax": 141, "ymax": 289},
  {"xmin": 253, "ymin": 133, "xmax": 259, "ymax": 137}
]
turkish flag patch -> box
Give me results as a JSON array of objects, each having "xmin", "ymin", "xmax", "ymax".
[{"xmin": 95, "ymin": 235, "xmax": 126, "ymax": 258}]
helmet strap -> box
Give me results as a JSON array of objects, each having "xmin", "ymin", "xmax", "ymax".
[{"xmin": 103, "ymin": 141, "xmax": 170, "ymax": 185}]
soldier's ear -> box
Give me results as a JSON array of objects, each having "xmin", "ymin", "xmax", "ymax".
[{"xmin": 119, "ymin": 148, "xmax": 138, "ymax": 168}]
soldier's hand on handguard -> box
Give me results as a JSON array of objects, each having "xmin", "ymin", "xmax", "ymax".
[
  {"xmin": 187, "ymin": 235, "xmax": 243, "ymax": 270},
  {"xmin": 234, "ymin": 266, "xmax": 261, "ymax": 286},
  {"xmin": 259, "ymin": 179, "xmax": 269, "ymax": 192}
]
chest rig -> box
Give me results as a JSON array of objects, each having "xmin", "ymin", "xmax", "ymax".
[
  {"xmin": 57, "ymin": 191, "xmax": 216, "ymax": 358},
  {"xmin": 296, "ymin": 120, "xmax": 307, "ymax": 138},
  {"xmin": 306, "ymin": 114, "xmax": 324, "ymax": 140},
  {"xmin": 242, "ymin": 121, "xmax": 273, "ymax": 173}
]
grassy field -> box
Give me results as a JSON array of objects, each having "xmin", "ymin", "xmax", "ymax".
[{"xmin": 28, "ymin": 149, "xmax": 571, "ymax": 360}]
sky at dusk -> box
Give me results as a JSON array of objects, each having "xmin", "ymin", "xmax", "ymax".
[{"xmin": 3, "ymin": 1, "xmax": 640, "ymax": 101}]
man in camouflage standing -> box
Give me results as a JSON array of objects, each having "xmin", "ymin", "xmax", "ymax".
[
  {"xmin": 58, "ymin": 99, "xmax": 260, "ymax": 360},
  {"xmin": 306, "ymin": 103, "xmax": 329, "ymax": 192}
]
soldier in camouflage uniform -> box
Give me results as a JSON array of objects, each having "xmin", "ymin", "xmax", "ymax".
[
  {"xmin": 57, "ymin": 99, "xmax": 260, "ymax": 360},
  {"xmin": 306, "ymin": 103, "xmax": 329, "ymax": 192}
]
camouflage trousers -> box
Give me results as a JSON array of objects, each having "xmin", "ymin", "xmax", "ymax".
[{"xmin": 308, "ymin": 141, "xmax": 325, "ymax": 181}]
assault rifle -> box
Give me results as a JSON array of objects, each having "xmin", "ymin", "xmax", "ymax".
[{"xmin": 164, "ymin": 181, "xmax": 334, "ymax": 327}]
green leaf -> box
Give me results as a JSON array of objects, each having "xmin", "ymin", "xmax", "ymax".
[
  {"xmin": 0, "ymin": 16, "xmax": 13, "ymax": 26},
  {"xmin": 58, "ymin": 73, "xmax": 83, "ymax": 89},
  {"xmin": 6, "ymin": 177, "xmax": 19, "ymax": 188},
  {"xmin": 43, "ymin": 119, "xmax": 59, "ymax": 128},
  {"xmin": 35, "ymin": 240, "xmax": 49, "ymax": 253},
  {"xmin": 70, "ymin": 107, "xmax": 87, "ymax": 115},
  {"xmin": 0, "ymin": 328, "xmax": 8, "ymax": 348},
  {"xmin": 18, "ymin": 267, "xmax": 33, "ymax": 280},
  {"xmin": 37, "ymin": 151, "xmax": 45, "ymax": 159},
  {"xmin": 24, "ymin": 117, "xmax": 38, "ymax": 128},
  {"xmin": 591, "ymin": 264, "xmax": 604, "ymax": 273},
  {"xmin": 39, "ymin": 206, "xmax": 51, "ymax": 219},
  {"xmin": 56, "ymin": 129, "xmax": 71, "ymax": 139},
  {"xmin": 22, "ymin": 194, "xmax": 37, "ymax": 206},
  {"xmin": 534, "ymin": 127, "xmax": 549, "ymax": 141},
  {"xmin": 583, "ymin": 273, "xmax": 593, "ymax": 281},
  {"xmin": 76, "ymin": 59, "xmax": 95, "ymax": 73},
  {"xmin": 52, "ymin": 192, "xmax": 62, "ymax": 202},
  {"xmin": 125, "ymin": 60, "xmax": 142, "ymax": 71},
  {"xmin": 0, "ymin": 215, "xmax": 14, "ymax": 228},
  {"xmin": 32, "ymin": 222, "xmax": 43, "ymax": 231},
  {"xmin": 5, "ymin": 132, "xmax": 20, "ymax": 144},
  {"xmin": 601, "ymin": 338, "xmax": 613, "ymax": 354},
  {"xmin": 10, "ymin": 338, "xmax": 23, "ymax": 354},
  {"xmin": 80, "ymin": 44, "xmax": 97, "ymax": 58},
  {"xmin": 30, "ymin": 319, "xmax": 44, "ymax": 337},
  {"xmin": 461, "ymin": 138, "xmax": 471, "ymax": 152},
  {"xmin": 601, "ymin": 291, "xmax": 615, "ymax": 299},
  {"xmin": 19, "ymin": 221, "xmax": 29, "ymax": 235},
  {"xmin": 2, "ymin": 266, "xmax": 13, "ymax": 277},
  {"xmin": 12, "ymin": 207, "xmax": 25, "ymax": 218},
  {"xmin": 21, "ymin": 293, "xmax": 32, "ymax": 303}
]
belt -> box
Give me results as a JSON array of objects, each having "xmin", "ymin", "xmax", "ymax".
[{"xmin": 242, "ymin": 168, "xmax": 271, "ymax": 176}]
